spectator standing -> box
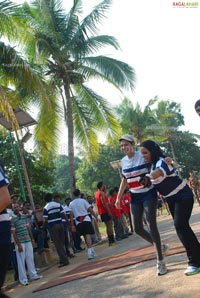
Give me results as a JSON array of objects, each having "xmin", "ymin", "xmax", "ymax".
[
  {"xmin": 43, "ymin": 193, "xmax": 69, "ymax": 267},
  {"xmin": 64, "ymin": 198, "xmax": 84, "ymax": 253},
  {"xmin": 54, "ymin": 195, "xmax": 74, "ymax": 258},
  {"xmin": 108, "ymin": 189, "xmax": 126, "ymax": 241},
  {"xmin": 95, "ymin": 182, "xmax": 115, "ymax": 246},
  {"xmin": 120, "ymin": 189, "xmax": 133, "ymax": 234},
  {"xmin": 69, "ymin": 189, "xmax": 97, "ymax": 260},
  {"xmin": 11, "ymin": 203, "xmax": 42, "ymax": 286},
  {"xmin": 0, "ymin": 166, "xmax": 11, "ymax": 298}
]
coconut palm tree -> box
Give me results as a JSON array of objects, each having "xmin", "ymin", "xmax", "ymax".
[
  {"xmin": 115, "ymin": 97, "xmax": 156, "ymax": 144},
  {"xmin": 0, "ymin": 0, "xmax": 59, "ymax": 207},
  {"xmin": 22, "ymin": 0, "xmax": 136, "ymax": 193},
  {"xmin": 0, "ymin": 0, "xmax": 54, "ymax": 134}
]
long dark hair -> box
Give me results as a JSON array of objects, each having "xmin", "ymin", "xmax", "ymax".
[{"xmin": 140, "ymin": 140, "xmax": 165, "ymax": 165}]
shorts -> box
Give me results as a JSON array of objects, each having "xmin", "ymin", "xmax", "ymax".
[
  {"xmin": 100, "ymin": 213, "xmax": 112, "ymax": 222},
  {"xmin": 76, "ymin": 221, "xmax": 95, "ymax": 236}
]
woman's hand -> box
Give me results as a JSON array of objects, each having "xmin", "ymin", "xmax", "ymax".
[{"xmin": 139, "ymin": 176, "xmax": 151, "ymax": 187}]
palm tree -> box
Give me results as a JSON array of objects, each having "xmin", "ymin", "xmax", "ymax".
[
  {"xmin": 0, "ymin": 0, "xmax": 58, "ymax": 207},
  {"xmin": 115, "ymin": 97, "xmax": 155, "ymax": 144},
  {"xmin": 0, "ymin": 0, "xmax": 54, "ymax": 133},
  {"xmin": 149, "ymin": 98, "xmax": 185, "ymax": 176},
  {"xmin": 22, "ymin": 0, "xmax": 136, "ymax": 194}
]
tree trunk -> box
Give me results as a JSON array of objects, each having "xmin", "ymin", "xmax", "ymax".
[{"xmin": 63, "ymin": 82, "xmax": 76, "ymax": 197}]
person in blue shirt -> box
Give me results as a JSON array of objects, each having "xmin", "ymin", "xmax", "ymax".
[
  {"xmin": 140, "ymin": 139, "xmax": 200, "ymax": 276},
  {"xmin": 0, "ymin": 166, "xmax": 11, "ymax": 298}
]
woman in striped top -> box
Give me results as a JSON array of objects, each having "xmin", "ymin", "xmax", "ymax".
[
  {"xmin": 115, "ymin": 135, "xmax": 167, "ymax": 276},
  {"xmin": 140, "ymin": 139, "xmax": 200, "ymax": 276}
]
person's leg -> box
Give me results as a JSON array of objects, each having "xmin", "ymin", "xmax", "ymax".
[
  {"xmin": 50, "ymin": 224, "xmax": 69, "ymax": 265},
  {"xmin": 15, "ymin": 243, "xmax": 28, "ymax": 284},
  {"xmin": 143, "ymin": 198, "xmax": 164, "ymax": 261},
  {"xmin": 10, "ymin": 242, "xmax": 18, "ymax": 281},
  {"xmin": 105, "ymin": 220, "xmax": 115, "ymax": 245},
  {"xmin": 121, "ymin": 214, "xmax": 129, "ymax": 236},
  {"xmin": 63, "ymin": 222, "xmax": 70, "ymax": 255},
  {"xmin": 131, "ymin": 201, "xmax": 153, "ymax": 244},
  {"xmin": 32, "ymin": 227, "xmax": 44, "ymax": 253},
  {"xmin": 92, "ymin": 218, "xmax": 102, "ymax": 241},
  {"xmin": 168, "ymin": 197, "xmax": 200, "ymax": 268},
  {"xmin": 25, "ymin": 242, "xmax": 38, "ymax": 279},
  {"xmin": 128, "ymin": 212, "xmax": 134, "ymax": 233},
  {"xmin": 0, "ymin": 244, "xmax": 11, "ymax": 291}
]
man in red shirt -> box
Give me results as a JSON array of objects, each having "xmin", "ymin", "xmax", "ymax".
[
  {"xmin": 95, "ymin": 181, "xmax": 115, "ymax": 246},
  {"xmin": 120, "ymin": 189, "xmax": 133, "ymax": 234},
  {"xmin": 108, "ymin": 188, "xmax": 127, "ymax": 241}
]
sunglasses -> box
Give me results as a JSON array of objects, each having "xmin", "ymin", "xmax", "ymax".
[{"xmin": 196, "ymin": 108, "xmax": 200, "ymax": 112}]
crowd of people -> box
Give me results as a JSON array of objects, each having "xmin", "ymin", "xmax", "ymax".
[
  {"xmin": 0, "ymin": 99, "xmax": 200, "ymax": 297},
  {"xmin": 1, "ymin": 184, "xmax": 133, "ymax": 291}
]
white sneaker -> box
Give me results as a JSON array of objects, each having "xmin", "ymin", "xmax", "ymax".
[
  {"xmin": 88, "ymin": 252, "xmax": 95, "ymax": 260},
  {"xmin": 156, "ymin": 261, "xmax": 167, "ymax": 276},
  {"xmin": 31, "ymin": 274, "xmax": 43, "ymax": 280},
  {"xmin": 21, "ymin": 281, "xmax": 29, "ymax": 286},
  {"xmin": 161, "ymin": 243, "xmax": 170, "ymax": 255},
  {"xmin": 184, "ymin": 266, "xmax": 200, "ymax": 276},
  {"xmin": 91, "ymin": 249, "xmax": 97, "ymax": 258}
]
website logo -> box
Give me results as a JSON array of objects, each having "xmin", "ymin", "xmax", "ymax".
[{"xmin": 173, "ymin": 2, "xmax": 199, "ymax": 8}]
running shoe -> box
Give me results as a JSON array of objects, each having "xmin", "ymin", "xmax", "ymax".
[
  {"xmin": 184, "ymin": 266, "xmax": 200, "ymax": 276},
  {"xmin": 156, "ymin": 261, "xmax": 167, "ymax": 276}
]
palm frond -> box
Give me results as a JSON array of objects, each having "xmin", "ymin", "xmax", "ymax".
[
  {"xmin": 72, "ymin": 84, "xmax": 121, "ymax": 146},
  {"xmin": 71, "ymin": 35, "xmax": 120, "ymax": 57},
  {"xmin": 0, "ymin": 42, "xmax": 49, "ymax": 102},
  {"xmin": 81, "ymin": 56, "xmax": 135, "ymax": 91},
  {"xmin": 34, "ymin": 93, "xmax": 61, "ymax": 159},
  {"xmin": 80, "ymin": 0, "xmax": 112, "ymax": 36},
  {"xmin": 0, "ymin": 0, "xmax": 19, "ymax": 39}
]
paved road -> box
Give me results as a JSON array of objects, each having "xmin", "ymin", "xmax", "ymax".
[{"xmin": 4, "ymin": 203, "xmax": 200, "ymax": 298}]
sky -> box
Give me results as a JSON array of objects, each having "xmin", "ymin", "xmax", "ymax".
[{"xmin": 13, "ymin": 0, "xmax": 200, "ymax": 152}]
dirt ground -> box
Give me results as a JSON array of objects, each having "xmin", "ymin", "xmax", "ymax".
[{"xmin": 4, "ymin": 202, "xmax": 200, "ymax": 298}]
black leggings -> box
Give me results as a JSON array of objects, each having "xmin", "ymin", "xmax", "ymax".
[
  {"xmin": 167, "ymin": 196, "xmax": 200, "ymax": 267},
  {"xmin": 131, "ymin": 197, "xmax": 163, "ymax": 261}
]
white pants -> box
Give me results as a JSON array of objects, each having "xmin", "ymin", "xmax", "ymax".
[{"xmin": 15, "ymin": 241, "xmax": 37, "ymax": 284}]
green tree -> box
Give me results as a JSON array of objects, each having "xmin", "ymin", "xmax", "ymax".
[
  {"xmin": 0, "ymin": 132, "xmax": 55, "ymax": 202},
  {"xmin": 76, "ymin": 142, "xmax": 123, "ymax": 194},
  {"xmin": 52, "ymin": 154, "xmax": 81, "ymax": 194},
  {"xmin": 148, "ymin": 99, "xmax": 184, "ymax": 175},
  {"xmin": 0, "ymin": 0, "xmax": 59, "ymax": 159},
  {"xmin": 162, "ymin": 131, "xmax": 200, "ymax": 179},
  {"xmin": 115, "ymin": 97, "xmax": 155, "ymax": 144},
  {"xmin": 22, "ymin": 0, "xmax": 135, "ymax": 194}
]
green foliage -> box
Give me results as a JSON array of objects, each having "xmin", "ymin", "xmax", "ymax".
[
  {"xmin": 0, "ymin": 131, "xmax": 55, "ymax": 203},
  {"xmin": 52, "ymin": 154, "xmax": 81, "ymax": 194},
  {"xmin": 162, "ymin": 131, "xmax": 200, "ymax": 179},
  {"xmin": 76, "ymin": 143, "xmax": 123, "ymax": 194}
]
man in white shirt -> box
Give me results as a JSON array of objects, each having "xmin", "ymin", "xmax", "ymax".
[{"xmin": 69, "ymin": 189, "xmax": 98, "ymax": 260}]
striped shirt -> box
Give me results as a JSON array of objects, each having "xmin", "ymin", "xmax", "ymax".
[
  {"xmin": 150, "ymin": 158, "xmax": 192, "ymax": 199},
  {"xmin": 0, "ymin": 167, "xmax": 10, "ymax": 245},
  {"xmin": 11, "ymin": 214, "xmax": 31, "ymax": 243},
  {"xmin": 121, "ymin": 151, "xmax": 153, "ymax": 194},
  {"xmin": 43, "ymin": 201, "xmax": 64, "ymax": 228}
]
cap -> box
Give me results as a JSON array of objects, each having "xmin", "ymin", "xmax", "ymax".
[{"xmin": 119, "ymin": 134, "xmax": 135, "ymax": 143}]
